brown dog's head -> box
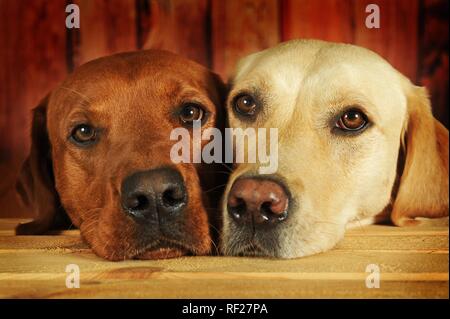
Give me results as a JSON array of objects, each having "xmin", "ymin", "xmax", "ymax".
[
  {"xmin": 15, "ymin": 50, "xmax": 226, "ymax": 260},
  {"xmin": 222, "ymin": 40, "xmax": 448, "ymax": 258}
]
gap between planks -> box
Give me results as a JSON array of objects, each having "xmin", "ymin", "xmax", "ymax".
[{"xmin": 0, "ymin": 272, "xmax": 447, "ymax": 282}]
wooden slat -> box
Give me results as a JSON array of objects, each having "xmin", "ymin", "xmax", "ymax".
[
  {"xmin": 0, "ymin": 219, "xmax": 447, "ymax": 298},
  {"xmin": 353, "ymin": 0, "xmax": 419, "ymax": 81},
  {"xmin": 0, "ymin": 0, "xmax": 68, "ymax": 218},
  {"xmin": 0, "ymin": 253, "xmax": 447, "ymax": 298},
  {"xmin": 211, "ymin": 0, "xmax": 280, "ymax": 80},
  {"xmin": 0, "ymin": 218, "xmax": 31, "ymax": 236},
  {"xmin": 1, "ymin": 277, "xmax": 447, "ymax": 299},
  {"xmin": 1, "ymin": 246, "xmax": 448, "ymax": 274},
  {"xmin": 281, "ymin": 0, "xmax": 353, "ymax": 43},
  {"xmin": 141, "ymin": 0, "xmax": 210, "ymax": 67},
  {"xmin": 1, "ymin": 223, "xmax": 448, "ymax": 252},
  {"xmin": 72, "ymin": 0, "xmax": 137, "ymax": 67}
]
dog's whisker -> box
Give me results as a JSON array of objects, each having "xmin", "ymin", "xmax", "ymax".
[
  {"xmin": 319, "ymin": 230, "xmax": 339, "ymax": 237},
  {"xmin": 207, "ymin": 222, "xmax": 221, "ymax": 236},
  {"xmin": 59, "ymin": 86, "xmax": 92, "ymax": 105},
  {"xmin": 217, "ymin": 162, "xmax": 233, "ymax": 173},
  {"xmin": 354, "ymin": 216, "xmax": 369, "ymax": 233},
  {"xmin": 314, "ymin": 220, "xmax": 341, "ymax": 226},
  {"xmin": 208, "ymin": 237, "xmax": 219, "ymax": 255},
  {"xmin": 204, "ymin": 183, "xmax": 228, "ymax": 193},
  {"xmin": 214, "ymin": 170, "xmax": 232, "ymax": 176}
]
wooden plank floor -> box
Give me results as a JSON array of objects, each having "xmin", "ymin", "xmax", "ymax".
[{"xmin": 0, "ymin": 218, "xmax": 448, "ymax": 298}]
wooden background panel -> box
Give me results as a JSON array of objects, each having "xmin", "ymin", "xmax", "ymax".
[
  {"xmin": 353, "ymin": 0, "xmax": 419, "ymax": 81},
  {"xmin": 282, "ymin": 0, "xmax": 420, "ymax": 81},
  {"xmin": 282, "ymin": 0, "xmax": 354, "ymax": 43},
  {"xmin": 0, "ymin": 0, "xmax": 448, "ymax": 218},
  {"xmin": 142, "ymin": 0, "xmax": 210, "ymax": 67},
  {"xmin": 0, "ymin": 0, "xmax": 68, "ymax": 217},
  {"xmin": 71, "ymin": 0, "xmax": 137, "ymax": 67},
  {"xmin": 418, "ymin": 0, "xmax": 449, "ymax": 127},
  {"xmin": 0, "ymin": 0, "xmax": 68, "ymax": 164},
  {"xmin": 211, "ymin": 0, "xmax": 280, "ymax": 80}
]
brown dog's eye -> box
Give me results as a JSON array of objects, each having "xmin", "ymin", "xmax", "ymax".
[
  {"xmin": 336, "ymin": 109, "xmax": 368, "ymax": 131},
  {"xmin": 179, "ymin": 104, "xmax": 204, "ymax": 124},
  {"xmin": 234, "ymin": 94, "xmax": 257, "ymax": 116},
  {"xmin": 71, "ymin": 124, "xmax": 97, "ymax": 144}
]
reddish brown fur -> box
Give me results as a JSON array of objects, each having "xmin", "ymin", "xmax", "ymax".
[{"xmin": 15, "ymin": 50, "xmax": 226, "ymax": 260}]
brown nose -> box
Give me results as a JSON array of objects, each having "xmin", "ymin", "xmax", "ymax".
[{"xmin": 227, "ymin": 178, "xmax": 289, "ymax": 226}]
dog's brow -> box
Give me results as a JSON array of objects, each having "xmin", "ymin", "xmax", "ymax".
[{"xmin": 59, "ymin": 86, "xmax": 92, "ymax": 107}]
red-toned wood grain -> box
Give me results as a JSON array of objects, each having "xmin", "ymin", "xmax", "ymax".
[
  {"xmin": 354, "ymin": 0, "xmax": 419, "ymax": 81},
  {"xmin": 211, "ymin": 0, "xmax": 280, "ymax": 80},
  {"xmin": 282, "ymin": 0, "xmax": 353, "ymax": 43},
  {"xmin": 0, "ymin": 0, "xmax": 448, "ymax": 218},
  {"xmin": 418, "ymin": 0, "xmax": 449, "ymax": 127},
  {"xmin": 141, "ymin": 0, "xmax": 210, "ymax": 67},
  {"xmin": 0, "ymin": 0, "xmax": 68, "ymax": 217},
  {"xmin": 72, "ymin": 0, "xmax": 137, "ymax": 67}
]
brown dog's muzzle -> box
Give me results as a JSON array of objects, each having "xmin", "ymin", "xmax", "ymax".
[{"xmin": 121, "ymin": 167, "xmax": 187, "ymax": 222}]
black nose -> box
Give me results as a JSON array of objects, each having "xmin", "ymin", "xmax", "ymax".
[{"xmin": 121, "ymin": 167, "xmax": 187, "ymax": 220}]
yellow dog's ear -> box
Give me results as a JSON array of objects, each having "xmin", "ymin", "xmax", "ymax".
[
  {"xmin": 15, "ymin": 95, "xmax": 68, "ymax": 235},
  {"xmin": 391, "ymin": 86, "xmax": 449, "ymax": 226}
]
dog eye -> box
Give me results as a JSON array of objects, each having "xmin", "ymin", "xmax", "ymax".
[
  {"xmin": 234, "ymin": 94, "xmax": 257, "ymax": 116},
  {"xmin": 71, "ymin": 124, "xmax": 97, "ymax": 144},
  {"xmin": 336, "ymin": 109, "xmax": 368, "ymax": 131},
  {"xmin": 179, "ymin": 103, "xmax": 204, "ymax": 124}
]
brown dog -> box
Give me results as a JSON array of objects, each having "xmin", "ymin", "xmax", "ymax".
[{"xmin": 15, "ymin": 50, "xmax": 226, "ymax": 261}]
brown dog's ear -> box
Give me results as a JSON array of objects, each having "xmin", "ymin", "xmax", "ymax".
[
  {"xmin": 15, "ymin": 95, "xmax": 66, "ymax": 235},
  {"xmin": 391, "ymin": 86, "xmax": 449, "ymax": 226}
]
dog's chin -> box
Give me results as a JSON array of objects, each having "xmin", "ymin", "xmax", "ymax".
[
  {"xmin": 135, "ymin": 247, "xmax": 189, "ymax": 260},
  {"xmin": 224, "ymin": 240, "xmax": 274, "ymax": 258},
  {"xmin": 134, "ymin": 239, "xmax": 193, "ymax": 259}
]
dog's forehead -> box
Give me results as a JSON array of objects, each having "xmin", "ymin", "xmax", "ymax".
[
  {"xmin": 69, "ymin": 49, "xmax": 209, "ymax": 81},
  {"xmin": 236, "ymin": 40, "xmax": 399, "ymax": 89},
  {"xmin": 233, "ymin": 40, "xmax": 407, "ymax": 118},
  {"xmin": 50, "ymin": 50, "xmax": 213, "ymax": 111}
]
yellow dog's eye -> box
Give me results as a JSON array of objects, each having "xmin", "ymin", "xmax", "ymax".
[
  {"xmin": 71, "ymin": 124, "xmax": 97, "ymax": 144},
  {"xmin": 179, "ymin": 103, "xmax": 204, "ymax": 124},
  {"xmin": 336, "ymin": 109, "xmax": 368, "ymax": 131},
  {"xmin": 234, "ymin": 94, "xmax": 257, "ymax": 116}
]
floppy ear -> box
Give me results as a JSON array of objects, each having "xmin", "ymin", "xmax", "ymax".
[
  {"xmin": 391, "ymin": 86, "xmax": 449, "ymax": 226},
  {"xmin": 15, "ymin": 95, "xmax": 67, "ymax": 235}
]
